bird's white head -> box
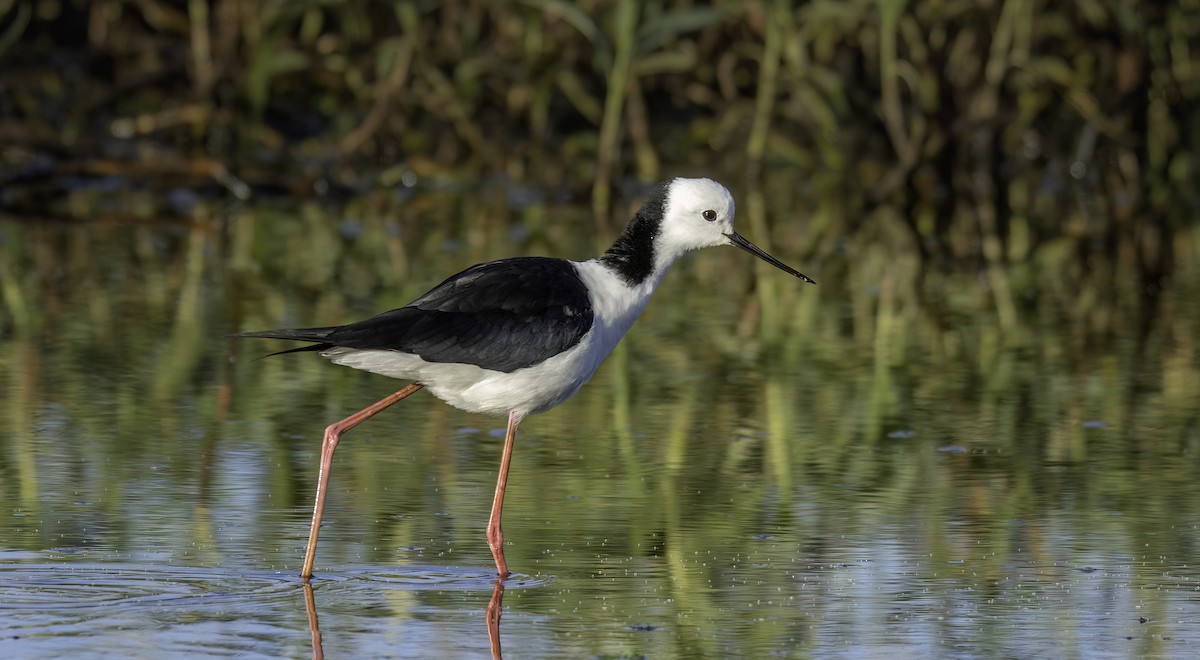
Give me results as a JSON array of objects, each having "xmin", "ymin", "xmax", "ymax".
[
  {"xmin": 656, "ymin": 177, "xmax": 815, "ymax": 284},
  {"xmin": 599, "ymin": 177, "xmax": 815, "ymax": 286},
  {"xmin": 657, "ymin": 178, "xmax": 738, "ymax": 255}
]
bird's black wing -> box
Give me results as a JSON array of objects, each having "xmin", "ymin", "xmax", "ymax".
[{"xmin": 320, "ymin": 257, "xmax": 595, "ymax": 373}]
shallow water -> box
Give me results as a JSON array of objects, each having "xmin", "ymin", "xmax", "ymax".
[{"xmin": 2, "ymin": 190, "xmax": 1198, "ymax": 658}]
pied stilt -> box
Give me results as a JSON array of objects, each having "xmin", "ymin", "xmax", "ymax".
[{"xmin": 235, "ymin": 177, "xmax": 814, "ymax": 580}]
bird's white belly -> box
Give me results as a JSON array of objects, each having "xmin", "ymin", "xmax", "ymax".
[{"xmin": 321, "ymin": 330, "xmax": 609, "ymax": 417}]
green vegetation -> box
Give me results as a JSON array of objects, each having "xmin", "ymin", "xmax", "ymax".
[
  {"xmin": 2, "ymin": 6, "xmax": 1199, "ymax": 655},
  {"xmin": 2, "ymin": 1, "xmax": 1195, "ymax": 225},
  {"xmin": 2, "ymin": 0, "xmax": 1196, "ymax": 354}
]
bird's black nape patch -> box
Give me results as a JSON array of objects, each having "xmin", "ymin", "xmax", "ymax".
[{"xmin": 600, "ymin": 181, "xmax": 670, "ymax": 286}]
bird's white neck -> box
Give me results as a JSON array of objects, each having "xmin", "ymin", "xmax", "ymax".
[{"xmin": 573, "ymin": 258, "xmax": 671, "ymax": 350}]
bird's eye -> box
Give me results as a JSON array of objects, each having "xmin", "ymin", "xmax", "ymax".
[{"xmin": 702, "ymin": 209, "xmax": 717, "ymax": 221}]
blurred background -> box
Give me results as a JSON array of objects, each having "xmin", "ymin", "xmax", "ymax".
[{"xmin": 2, "ymin": 1, "xmax": 1199, "ymax": 657}]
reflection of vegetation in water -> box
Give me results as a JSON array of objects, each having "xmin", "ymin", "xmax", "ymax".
[
  {"xmin": 2, "ymin": 189, "xmax": 1197, "ymax": 509},
  {"xmin": 0, "ymin": 185, "xmax": 1197, "ymax": 651}
]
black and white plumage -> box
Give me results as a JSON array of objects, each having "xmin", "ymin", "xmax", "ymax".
[
  {"xmin": 235, "ymin": 177, "xmax": 815, "ymax": 580},
  {"xmin": 239, "ymin": 257, "xmax": 595, "ymax": 374}
]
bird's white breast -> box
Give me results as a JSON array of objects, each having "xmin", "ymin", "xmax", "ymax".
[
  {"xmin": 571, "ymin": 258, "xmax": 663, "ymax": 362},
  {"xmin": 322, "ymin": 259, "xmax": 663, "ymax": 418}
]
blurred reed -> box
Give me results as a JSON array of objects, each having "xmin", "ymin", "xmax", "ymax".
[{"xmin": 0, "ymin": 1, "xmax": 1193, "ymax": 279}]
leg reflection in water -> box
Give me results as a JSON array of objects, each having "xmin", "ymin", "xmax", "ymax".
[
  {"xmin": 300, "ymin": 577, "xmax": 506, "ymax": 659},
  {"xmin": 487, "ymin": 580, "xmax": 505, "ymax": 659},
  {"xmin": 303, "ymin": 582, "xmax": 324, "ymax": 660}
]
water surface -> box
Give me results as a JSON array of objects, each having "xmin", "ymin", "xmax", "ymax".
[{"xmin": 2, "ymin": 189, "xmax": 1198, "ymax": 658}]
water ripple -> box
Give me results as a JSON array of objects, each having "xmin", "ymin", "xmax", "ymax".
[{"xmin": 0, "ymin": 561, "xmax": 525, "ymax": 658}]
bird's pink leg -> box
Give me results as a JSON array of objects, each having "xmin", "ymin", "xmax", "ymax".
[
  {"xmin": 301, "ymin": 383, "xmax": 423, "ymax": 580},
  {"xmin": 486, "ymin": 410, "xmax": 523, "ymax": 580}
]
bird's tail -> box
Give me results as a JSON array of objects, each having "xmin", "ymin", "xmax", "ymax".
[{"xmin": 230, "ymin": 327, "xmax": 338, "ymax": 356}]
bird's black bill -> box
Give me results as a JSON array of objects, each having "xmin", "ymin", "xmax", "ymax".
[{"xmin": 726, "ymin": 232, "xmax": 816, "ymax": 284}]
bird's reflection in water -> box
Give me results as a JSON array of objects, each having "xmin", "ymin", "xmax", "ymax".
[
  {"xmin": 301, "ymin": 578, "xmax": 506, "ymax": 660},
  {"xmin": 303, "ymin": 582, "xmax": 324, "ymax": 660},
  {"xmin": 487, "ymin": 580, "xmax": 505, "ymax": 659}
]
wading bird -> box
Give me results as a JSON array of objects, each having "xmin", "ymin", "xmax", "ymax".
[{"xmin": 235, "ymin": 178, "xmax": 814, "ymax": 580}]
